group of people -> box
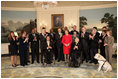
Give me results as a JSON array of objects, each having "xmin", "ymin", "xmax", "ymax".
[{"xmin": 8, "ymin": 25, "xmax": 114, "ymax": 67}]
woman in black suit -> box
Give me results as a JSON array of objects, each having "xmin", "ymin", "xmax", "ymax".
[
  {"xmin": 99, "ymin": 30, "xmax": 107, "ymax": 58},
  {"xmin": 69, "ymin": 37, "xmax": 82, "ymax": 67},
  {"xmin": 19, "ymin": 30, "xmax": 28, "ymax": 66},
  {"xmin": 42, "ymin": 35, "xmax": 53, "ymax": 65},
  {"xmin": 8, "ymin": 31, "xmax": 18, "ymax": 67}
]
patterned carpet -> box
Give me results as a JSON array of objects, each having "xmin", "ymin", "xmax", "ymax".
[{"xmin": 1, "ymin": 56, "xmax": 117, "ymax": 78}]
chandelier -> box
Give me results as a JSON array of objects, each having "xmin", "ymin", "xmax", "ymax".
[{"xmin": 34, "ymin": 1, "xmax": 58, "ymax": 9}]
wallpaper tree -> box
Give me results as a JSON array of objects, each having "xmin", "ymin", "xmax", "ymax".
[{"xmin": 101, "ymin": 13, "xmax": 117, "ymax": 41}]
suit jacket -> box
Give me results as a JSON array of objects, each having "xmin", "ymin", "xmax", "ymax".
[
  {"xmin": 104, "ymin": 36, "xmax": 114, "ymax": 47},
  {"xmin": 19, "ymin": 37, "xmax": 28, "ymax": 51},
  {"xmin": 79, "ymin": 32, "xmax": 89, "ymax": 47},
  {"xmin": 71, "ymin": 42, "xmax": 82, "ymax": 53},
  {"xmin": 8, "ymin": 37, "xmax": 18, "ymax": 53},
  {"xmin": 49, "ymin": 32, "xmax": 56, "ymax": 42},
  {"xmin": 39, "ymin": 33, "xmax": 48, "ymax": 49},
  {"xmin": 99, "ymin": 35, "xmax": 107, "ymax": 49},
  {"xmin": 70, "ymin": 30, "xmax": 79, "ymax": 35},
  {"xmin": 55, "ymin": 32, "xmax": 63, "ymax": 48},
  {"xmin": 42, "ymin": 40, "xmax": 53, "ymax": 52},
  {"xmin": 29, "ymin": 33, "xmax": 39, "ymax": 48},
  {"xmin": 89, "ymin": 34, "xmax": 99, "ymax": 49}
]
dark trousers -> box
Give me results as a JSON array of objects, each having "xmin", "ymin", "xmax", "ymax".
[
  {"xmin": 57, "ymin": 46, "xmax": 64, "ymax": 61},
  {"xmin": 19, "ymin": 49, "xmax": 27, "ymax": 66},
  {"xmin": 31, "ymin": 45, "xmax": 39, "ymax": 64},
  {"xmin": 41, "ymin": 49, "xmax": 45, "ymax": 64},
  {"xmin": 54, "ymin": 44, "xmax": 58, "ymax": 60},
  {"xmin": 100, "ymin": 46, "xmax": 106, "ymax": 58},
  {"xmin": 90, "ymin": 48, "xmax": 98, "ymax": 63},
  {"xmin": 81, "ymin": 47, "xmax": 89, "ymax": 62}
]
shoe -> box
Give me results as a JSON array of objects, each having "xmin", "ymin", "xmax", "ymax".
[
  {"xmin": 15, "ymin": 64, "xmax": 18, "ymax": 67},
  {"xmin": 57, "ymin": 60, "xmax": 60, "ymax": 62},
  {"xmin": 89, "ymin": 61, "xmax": 93, "ymax": 63},
  {"xmin": 94, "ymin": 62, "xmax": 98, "ymax": 64},
  {"xmin": 86, "ymin": 60, "xmax": 88, "ymax": 63},
  {"xmin": 12, "ymin": 65, "xmax": 16, "ymax": 67}
]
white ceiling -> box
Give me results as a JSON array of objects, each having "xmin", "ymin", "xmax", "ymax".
[{"xmin": 1, "ymin": 1, "xmax": 117, "ymax": 8}]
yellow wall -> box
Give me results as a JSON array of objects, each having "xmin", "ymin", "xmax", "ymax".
[{"xmin": 36, "ymin": 6, "xmax": 79, "ymax": 32}]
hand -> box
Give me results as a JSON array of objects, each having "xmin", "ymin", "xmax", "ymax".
[
  {"xmin": 34, "ymin": 37, "xmax": 37, "ymax": 41},
  {"xmin": 16, "ymin": 36, "xmax": 18, "ymax": 40},
  {"xmin": 81, "ymin": 33, "xmax": 84, "ymax": 37},
  {"xmin": 89, "ymin": 35, "xmax": 92, "ymax": 38},
  {"xmin": 48, "ymin": 46, "xmax": 52, "ymax": 49},
  {"xmin": 60, "ymin": 34, "xmax": 62, "ymax": 38},
  {"xmin": 99, "ymin": 40, "xmax": 102, "ymax": 43},
  {"xmin": 13, "ymin": 37, "xmax": 15, "ymax": 41},
  {"xmin": 75, "ymin": 46, "xmax": 78, "ymax": 49},
  {"xmin": 104, "ymin": 43, "xmax": 108, "ymax": 46}
]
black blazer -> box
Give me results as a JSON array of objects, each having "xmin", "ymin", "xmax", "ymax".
[
  {"xmin": 39, "ymin": 33, "xmax": 48, "ymax": 49},
  {"xmin": 19, "ymin": 37, "xmax": 28, "ymax": 51},
  {"xmin": 70, "ymin": 30, "xmax": 79, "ymax": 35},
  {"xmin": 55, "ymin": 32, "xmax": 63, "ymax": 48},
  {"xmin": 29, "ymin": 33, "xmax": 39, "ymax": 48},
  {"xmin": 79, "ymin": 32, "xmax": 89, "ymax": 47},
  {"xmin": 71, "ymin": 42, "xmax": 82, "ymax": 53},
  {"xmin": 49, "ymin": 32, "xmax": 56, "ymax": 42},
  {"xmin": 42, "ymin": 41, "xmax": 53, "ymax": 52},
  {"xmin": 8, "ymin": 36, "xmax": 18, "ymax": 53},
  {"xmin": 89, "ymin": 34, "xmax": 99, "ymax": 49}
]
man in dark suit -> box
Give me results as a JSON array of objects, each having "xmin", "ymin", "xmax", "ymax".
[
  {"xmin": 29, "ymin": 28, "xmax": 40, "ymax": 64},
  {"xmin": 93, "ymin": 27, "xmax": 100, "ymax": 38},
  {"xmin": 79, "ymin": 26, "xmax": 89, "ymax": 63},
  {"xmin": 42, "ymin": 35, "xmax": 53, "ymax": 64},
  {"xmin": 89, "ymin": 28, "xmax": 99, "ymax": 64},
  {"xmin": 70, "ymin": 25, "xmax": 79, "ymax": 35},
  {"xmin": 39, "ymin": 27, "xmax": 48, "ymax": 65},
  {"xmin": 55, "ymin": 28, "xmax": 64, "ymax": 62},
  {"xmin": 49, "ymin": 28, "xmax": 58, "ymax": 60}
]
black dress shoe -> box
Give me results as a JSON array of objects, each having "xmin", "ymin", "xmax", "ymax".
[
  {"xmin": 86, "ymin": 60, "xmax": 88, "ymax": 63},
  {"xmin": 94, "ymin": 62, "xmax": 98, "ymax": 64},
  {"xmin": 89, "ymin": 61, "xmax": 93, "ymax": 63},
  {"xmin": 57, "ymin": 60, "xmax": 60, "ymax": 62}
]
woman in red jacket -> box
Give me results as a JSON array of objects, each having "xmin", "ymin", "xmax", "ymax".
[{"xmin": 62, "ymin": 29, "xmax": 72, "ymax": 64}]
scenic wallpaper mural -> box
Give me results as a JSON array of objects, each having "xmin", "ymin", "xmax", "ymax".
[
  {"xmin": 1, "ymin": 10, "xmax": 36, "ymax": 43},
  {"xmin": 80, "ymin": 7, "xmax": 117, "ymax": 41}
]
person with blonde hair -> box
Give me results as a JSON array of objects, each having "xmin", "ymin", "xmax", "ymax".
[{"xmin": 104, "ymin": 29, "xmax": 114, "ymax": 64}]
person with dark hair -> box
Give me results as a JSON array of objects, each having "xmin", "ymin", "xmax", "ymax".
[
  {"xmin": 70, "ymin": 25, "xmax": 79, "ymax": 35},
  {"xmin": 55, "ymin": 28, "xmax": 64, "ymax": 62},
  {"xmin": 62, "ymin": 29, "xmax": 72, "ymax": 64},
  {"xmin": 29, "ymin": 28, "xmax": 40, "ymax": 64},
  {"xmin": 39, "ymin": 27, "xmax": 48, "ymax": 65},
  {"xmin": 79, "ymin": 26, "xmax": 89, "ymax": 63},
  {"xmin": 93, "ymin": 27, "xmax": 100, "ymax": 38},
  {"xmin": 104, "ymin": 29, "xmax": 114, "ymax": 64},
  {"xmin": 42, "ymin": 36, "xmax": 53, "ymax": 64},
  {"xmin": 8, "ymin": 31, "xmax": 18, "ymax": 67},
  {"xmin": 89, "ymin": 29, "xmax": 99, "ymax": 64},
  {"xmin": 72, "ymin": 31, "xmax": 79, "ymax": 43},
  {"xmin": 49, "ymin": 28, "xmax": 57, "ymax": 60},
  {"xmin": 19, "ymin": 30, "xmax": 28, "ymax": 66},
  {"xmin": 69, "ymin": 37, "xmax": 82, "ymax": 67},
  {"xmin": 99, "ymin": 30, "xmax": 107, "ymax": 58},
  {"xmin": 102, "ymin": 26, "xmax": 108, "ymax": 31}
]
